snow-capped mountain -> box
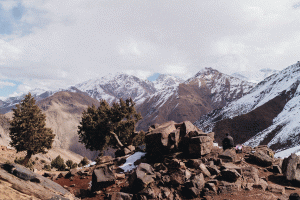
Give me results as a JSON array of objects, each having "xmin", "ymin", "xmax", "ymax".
[
  {"xmin": 186, "ymin": 68, "xmax": 255, "ymax": 106},
  {"xmin": 137, "ymin": 68, "xmax": 254, "ymax": 130},
  {"xmin": 75, "ymin": 73, "xmax": 156, "ymax": 105},
  {"xmin": 195, "ymin": 62, "xmax": 300, "ymax": 154},
  {"xmin": 0, "ymin": 89, "xmax": 57, "ymax": 114},
  {"xmin": 231, "ymin": 68, "xmax": 279, "ymax": 83},
  {"xmin": 0, "ymin": 69, "xmax": 255, "ymax": 132},
  {"xmin": 153, "ymin": 74, "xmax": 184, "ymax": 91}
]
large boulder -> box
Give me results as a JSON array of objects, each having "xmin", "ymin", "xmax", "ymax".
[
  {"xmin": 249, "ymin": 150, "xmax": 273, "ymax": 167},
  {"xmin": 0, "ymin": 163, "xmax": 72, "ymax": 199},
  {"xmin": 145, "ymin": 121, "xmax": 178, "ymax": 159},
  {"xmin": 188, "ymin": 132, "xmax": 214, "ymax": 156},
  {"xmin": 129, "ymin": 163, "xmax": 156, "ymax": 193},
  {"xmin": 92, "ymin": 166, "xmax": 115, "ymax": 192},
  {"xmin": 145, "ymin": 121, "xmax": 214, "ymax": 159},
  {"xmin": 282, "ymin": 153, "xmax": 300, "ymax": 182}
]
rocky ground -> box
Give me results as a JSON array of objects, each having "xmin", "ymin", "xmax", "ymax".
[
  {"xmin": 2, "ymin": 121, "xmax": 300, "ymax": 200},
  {"xmin": 49, "ymin": 148, "xmax": 300, "ymax": 200}
]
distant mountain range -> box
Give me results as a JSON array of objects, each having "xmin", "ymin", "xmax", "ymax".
[
  {"xmin": 195, "ymin": 62, "xmax": 300, "ymax": 156},
  {"xmin": 0, "ymin": 66, "xmax": 284, "ymax": 158}
]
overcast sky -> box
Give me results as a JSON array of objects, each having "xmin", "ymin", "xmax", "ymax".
[{"xmin": 1, "ymin": 0, "xmax": 300, "ymax": 99}]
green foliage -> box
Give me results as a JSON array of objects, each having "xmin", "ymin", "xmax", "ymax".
[
  {"xmin": 9, "ymin": 93, "xmax": 55, "ymax": 165},
  {"xmin": 80, "ymin": 157, "xmax": 89, "ymax": 166},
  {"xmin": 51, "ymin": 155, "xmax": 66, "ymax": 171},
  {"xmin": 132, "ymin": 130, "xmax": 146, "ymax": 147},
  {"xmin": 14, "ymin": 157, "xmax": 34, "ymax": 168},
  {"xmin": 71, "ymin": 163, "xmax": 78, "ymax": 169},
  {"xmin": 14, "ymin": 157, "xmax": 24, "ymax": 164},
  {"xmin": 78, "ymin": 98, "xmax": 142, "ymax": 151},
  {"xmin": 66, "ymin": 159, "xmax": 73, "ymax": 168},
  {"xmin": 43, "ymin": 164, "xmax": 51, "ymax": 171},
  {"xmin": 78, "ymin": 163, "xmax": 83, "ymax": 167}
]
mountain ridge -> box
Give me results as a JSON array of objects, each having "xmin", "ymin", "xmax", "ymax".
[{"xmin": 195, "ymin": 62, "xmax": 300, "ymax": 155}]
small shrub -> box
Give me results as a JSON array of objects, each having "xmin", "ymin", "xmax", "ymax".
[
  {"xmin": 35, "ymin": 157, "xmax": 39, "ymax": 161},
  {"xmin": 132, "ymin": 130, "xmax": 146, "ymax": 147},
  {"xmin": 14, "ymin": 157, "xmax": 34, "ymax": 168},
  {"xmin": 80, "ymin": 157, "xmax": 89, "ymax": 166},
  {"xmin": 71, "ymin": 163, "xmax": 78, "ymax": 169},
  {"xmin": 43, "ymin": 164, "xmax": 51, "ymax": 171},
  {"xmin": 14, "ymin": 157, "xmax": 24, "ymax": 164},
  {"xmin": 78, "ymin": 163, "xmax": 83, "ymax": 167},
  {"xmin": 51, "ymin": 155, "xmax": 66, "ymax": 171},
  {"xmin": 66, "ymin": 160, "xmax": 73, "ymax": 168},
  {"xmin": 41, "ymin": 159, "xmax": 46, "ymax": 164}
]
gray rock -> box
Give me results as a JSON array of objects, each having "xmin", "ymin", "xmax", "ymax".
[
  {"xmin": 249, "ymin": 150, "xmax": 273, "ymax": 167},
  {"xmin": 219, "ymin": 148, "xmax": 237, "ymax": 162},
  {"xmin": 241, "ymin": 166, "xmax": 259, "ymax": 184},
  {"xmin": 253, "ymin": 178, "xmax": 268, "ymax": 191},
  {"xmin": 221, "ymin": 168, "xmax": 241, "ymax": 182},
  {"xmin": 129, "ymin": 163, "xmax": 155, "ymax": 193},
  {"xmin": 199, "ymin": 163, "xmax": 211, "ymax": 177},
  {"xmin": 92, "ymin": 166, "xmax": 115, "ymax": 192},
  {"xmin": 267, "ymin": 184, "xmax": 285, "ymax": 194},
  {"xmin": 0, "ymin": 163, "xmax": 72, "ymax": 199},
  {"xmin": 207, "ymin": 165, "xmax": 221, "ymax": 175},
  {"xmin": 145, "ymin": 121, "xmax": 178, "ymax": 159},
  {"xmin": 218, "ymin": 180, "xmax": 241, "ymax": 194},
  {"xmin": 188, "ymin": 134, "xmax": 214, "ymax": 156},
  {"xmin": 282, "ymin": 154, "xmax": 300, "ymax": 182},
  {"xmin": 184, "ymin": 173, "xmax": 205, "ymax": 198}
]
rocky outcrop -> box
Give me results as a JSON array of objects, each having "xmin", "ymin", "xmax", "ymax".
[
  {"xmin": 282, "ymin": 153, "xmax": 300, "ymax": 182},
  {"xmin": 145, "ymin": 121, "xmax": 214, "ymax": 160},
  {"xmin": 0, "ymin": 163, "xmax": 76, "ymax": 199}
]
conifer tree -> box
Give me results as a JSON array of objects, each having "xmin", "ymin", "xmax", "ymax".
[
  {"xmin": 9, "ymin": 93, "xmax": 55, "ymax": 166},
  {"xmin": 78, "ymin": 98, "xmax": 142, "ymax": 151}
]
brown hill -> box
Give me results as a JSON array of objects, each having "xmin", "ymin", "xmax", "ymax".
[{"xmin": 4, "ymin": 91, "xmax": 100, "ymax": 160}]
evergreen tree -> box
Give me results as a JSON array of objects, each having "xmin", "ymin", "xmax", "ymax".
[
  {"xmin": 78, "ymin": 98, "xmax": 142, "ymax": 151},
  {"xmin": 9, "ymin": 93, "xmax": 55, "ymax": 166}
]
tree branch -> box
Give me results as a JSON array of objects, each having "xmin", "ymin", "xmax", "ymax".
[{"xmin": 110, "ymin": 131, "xmax": 124, "ymax": 148}]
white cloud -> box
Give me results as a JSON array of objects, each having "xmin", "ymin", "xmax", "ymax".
[
  {"xmin": 1, "ymin": 0, "xmax": 300, "ymax": 97},
  {"xmin": 0, "ymin": 81, "xmax": 16, "ymax": 88}
]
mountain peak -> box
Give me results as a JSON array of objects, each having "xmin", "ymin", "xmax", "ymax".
[
  {"xmin": 153, "ymin": 74, "xmax": 184, "ymax": 90},
  {"xmin": 194, "ymin": 67, "xmax": 220, "ymax": 78}
]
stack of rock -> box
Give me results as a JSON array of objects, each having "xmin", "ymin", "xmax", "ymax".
[{"xmin": 145, "ymin": 121, "xmax": 214, "ymax": 160}]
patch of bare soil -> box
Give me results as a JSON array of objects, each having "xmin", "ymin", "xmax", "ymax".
[{"xmin": 54, "ymin": 171, "xmax": 129, "ymax": 199}]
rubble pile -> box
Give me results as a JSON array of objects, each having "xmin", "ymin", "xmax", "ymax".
[{"xmin": 82, "ymin": 121, "xmax": 300, "ymax": 199}]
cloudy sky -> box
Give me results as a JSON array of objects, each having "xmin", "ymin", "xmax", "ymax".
[{"xmin": 1, "ymin": 0, "xmax": 300, "ymax": 99}]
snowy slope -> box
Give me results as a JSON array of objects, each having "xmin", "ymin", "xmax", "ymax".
[
  {"xmin": 75, "ymin": 73, "xmax": 156, "ymax": 105},
  {"xmin": 186, "ymin": 68, "xmax": 255, "ymax": 104},
  {"xmin": 195, "ymin": 62, "xmax": 300, "ymax": 154},
  {"xmin": 0, "ymin": 89, "xmax": 57, "ymax": 114}
]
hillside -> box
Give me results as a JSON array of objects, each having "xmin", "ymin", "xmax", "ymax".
[
  {"xmin": 195, "ymin": 62, "xmax": 300, "ymax": 154},
  {"xmin": 3, "ymin": 91, "xmax": 100, "ymax": 160}
]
